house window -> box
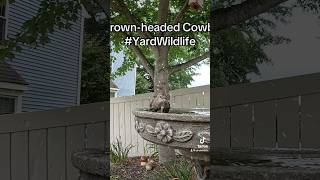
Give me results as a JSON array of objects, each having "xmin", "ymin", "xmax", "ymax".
[
  {"xmin": 0, "ymin": 96, "xmax": 15, "ymax": 115},
  {"xmin": 0, "ymin": 1, "xmax": 7, "ymax": 41}
]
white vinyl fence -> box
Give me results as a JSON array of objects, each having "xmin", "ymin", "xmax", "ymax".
[
  {"xmin": 110, "ymin": 85, "xmax": 210, "ymax": 157},
  {"xmin": 0, "ymin": 102, "xmax": 107, "ymax": 180}
]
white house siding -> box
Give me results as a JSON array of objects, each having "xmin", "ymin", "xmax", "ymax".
[{"xmin": 6, "ymin": 0, "xmax": 83, "ymax": 112}]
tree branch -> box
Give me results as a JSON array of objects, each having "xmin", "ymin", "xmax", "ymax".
[
  {"xmin": 165, "ymin": 0, "xmax": 189, "ymax": 37},
  {"xmin": 158, "ymin": 0, "xmax": 170, "ymax": 25},
  {"xmin": 213, "ymin": 0, "xmax": 289, "ymax": 31},
  {"xmin": 118, "ymin": 31, "xmax": 154, "ymax": 79},
  {"xmin": 173, "ymin": 0, "xmax": 189, "ymax": 25},
  {"xmin": 129, "ymin": 44, "xmax": 155, "ymax": 80},
  {"xmin": 111, "ymin": 0, "xmax": 153, "ymax": 39},
  {"xmin": 111, "ymin": 0, "xmax": 159, "ymax": 55},
  {"xmin": 169, "ymin": 52, "xmax": 209, "ymax": 74}
]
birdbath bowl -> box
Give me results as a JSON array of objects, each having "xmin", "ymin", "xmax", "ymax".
[{"xmin": 133, "ymin": 108, "xmax": 210, "ymax": 180}]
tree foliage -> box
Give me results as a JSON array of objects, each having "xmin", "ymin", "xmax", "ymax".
[
  {"xmin": 111, "ymin": 0, "xmax": 210, "ymax": 83},
  {"xmin": 135, "ymin": 66, "xmax": 196, "ymax": 94},
  {"xmin": 80, "ymin": 18, "xmax": 109, "ymax": 104},
  {"xmin": 0, "ymin": 0, "xmax": 319, "ymax": 93},
  {"xmin": 212, "ymin": 0, "xmax": 320, "ymax": 87}
]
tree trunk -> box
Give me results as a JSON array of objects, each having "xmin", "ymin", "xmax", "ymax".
[
  {"xmin": 150, "ymin": 47, "xmax": 170, "ymax": 113},
  {"xmin": 150, "ymin": 46, "xmax": 175, "ymax": 162}
]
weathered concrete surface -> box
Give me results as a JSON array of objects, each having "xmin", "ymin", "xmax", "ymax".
[
  {"xmin": 210, "ymin": 165, "xmax": 320, "ymax": 180},
  {"xmin": 210, "ymin": 148, "xmax": 320, "ymax": 180},
  {"xmin": 133, "ymin": 109, "xmax": 210, "ymax": 150},
  {"xmin": 72, "ymin": 149, "xmax": 108, "ymax": 180},
  {"xmin": 158, "ymin": 145, "xmax": 176, "ymax": 163}
]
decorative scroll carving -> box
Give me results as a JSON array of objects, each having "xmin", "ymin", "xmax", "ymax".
[
  {"xmin": 173, "ymin": 130, "xmax": 194, "ymax": 142},
  {"xmin": 135, "ymin": 120, "xmax": 145, "ymax": 133},
  {"xmin": 136, "ymin": 121, "xmax": 194, "ymax": 143},
  {"xmin": 154, "ymin": 121, "xmax": 174, "ymax": 143},
  {"xmin": 146, "ymin": 125, "xmax": 156, "ymax": 136}
]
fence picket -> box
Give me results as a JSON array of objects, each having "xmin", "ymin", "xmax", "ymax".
[
  {"xmin": 66, "ymin": 125, "xmax": 85, "ymax": 180},
  {"xmin": 113, "ymin": 103, "xmax": 120, "ymax": 143},
  {"xmin": 120, "ymin": 103, "xmax": 126, "ymax": 145},
  {"xmin": 110, "ymin": 103, "xmax": 114, "ymax": 144},
  {"xmin": 254, "ymin": 101, "xmax": 276, "ymax": 148},
  {"xmin": 48, "ymin": 127, "xmax": 66, "ymax": 180},
  {"xmin": 0, "ymin": 134, "xmax": 10, "ymax": 180},
  {"xmin": 277, "ymin": 97, "xmax": 300, "ymax": 148},
  {"xmin": 124, "ymin": 102, "xmax": 132, "ymax": 150},
  {"xmin": 29, "ymin": 130, "xmax": 47, "ymax": 180},
  {"xmin": 231, "ymin": 104, "xmax": 253, "ymax": 148},
  {"xmin": 301, "ymin": 94, "xmax": 320, "ymax": 148},
  {"xmin": 130, "ymin": 101, "xmax": 139, "ymax": 156},
  {"xmin": 87, "ymin": 123, "xmax": 105, "ymax": 150},
  {"xmin": 212, "ymin": 107, "xmax": 230, "ymax": 148},
  {"xmin": 11, "ymin": 132, "xmax": 28, "ymax": 180}
]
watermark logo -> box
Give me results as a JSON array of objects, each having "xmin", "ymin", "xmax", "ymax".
[{"xmin": 190, "ymin": 136, "xmax": 209, "ymax": 152}]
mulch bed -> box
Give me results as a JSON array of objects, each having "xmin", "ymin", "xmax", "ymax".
[{"xmin": 111, "ymin": 157, "xmax": 163, "ymax": 180}]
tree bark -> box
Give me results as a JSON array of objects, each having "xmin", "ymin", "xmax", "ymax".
[
  {"xmin": 150, "ymin": 46, "xmax": 170, "ymax": 113},
  {"xmin": 169, "ymin": 52, "xmax": 209, "ymax": 75},
  {"xmin": 149, "ymin": 46, "xmax": 174, "ymax": 162}
]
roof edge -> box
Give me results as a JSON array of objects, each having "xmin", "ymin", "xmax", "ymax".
[{"xmin": 0, "ymin": 82, "xmax": 28, "ymax": 91}]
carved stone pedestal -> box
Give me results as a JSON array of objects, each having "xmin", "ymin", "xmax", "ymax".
[{"xmin": 133, "ymin": 108, "xmax": 210, "ymax": 180}]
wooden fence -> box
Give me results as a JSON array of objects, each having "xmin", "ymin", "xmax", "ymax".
[
  {"xmin": 110, "ymin": 85, "xmax": 210, "ymax": 156},
  {"xmin": 212, "ymin": 72, "xmax": 320, "ymax": 150},
  {"xmin": 0, "ymin": 102, "xmax": 107, "ymax": 180}
]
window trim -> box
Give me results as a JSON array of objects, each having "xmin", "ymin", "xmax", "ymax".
[
  {"xmin": 0, "ymin": 89, "xmax": 23, "ymax": 113},
  {"xmin": 0, "ymin": 94, "xmax": 17, "ymax": 114}
]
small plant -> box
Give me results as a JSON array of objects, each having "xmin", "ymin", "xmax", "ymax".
[
  {"xmin": 148, "ymin": 157, "xmax": 196, "ymax": 180},
  {"xmin": 144, "ymin": 143, "xmax": 159, "ymax": 160},
  {"xmin": 110, "ymin": 138, "xmax": 134, "ymax": 164},
  {"xmin": 110, "ymin": 175, "xmax": 120, "ymax": 180}
]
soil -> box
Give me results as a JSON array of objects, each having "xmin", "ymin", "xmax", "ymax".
[{"xmin": 111, "ymin": 157, "xmax": 163, "ymax": 180}]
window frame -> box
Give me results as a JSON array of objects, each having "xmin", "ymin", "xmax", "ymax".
[
  {"xmin": 0, "ymin": 88, "xmax": 23, "ymax": 114},
  {"xmin": 0, "ymin": 94, "xmax": 17, "ymax": 114}
]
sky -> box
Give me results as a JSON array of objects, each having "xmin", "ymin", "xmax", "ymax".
[
  {"xmin": 248, "ymin": 8, "xmax": 320, "ymax": 82},
  {"xmin": 190, "ymin": 63, "xmax": 210, "ymax": 87}
]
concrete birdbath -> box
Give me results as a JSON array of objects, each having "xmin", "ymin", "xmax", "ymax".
[
  {"xmin": 133, "ymin": 108, "xmax": 210, "ymax": 180},
  {"xmin": 72, "ymin": 149, "xmax": 108, "ymax": 180},
  {"xmin": 210, "ymin": 148, "xmax": 320, "ymax": 180}
]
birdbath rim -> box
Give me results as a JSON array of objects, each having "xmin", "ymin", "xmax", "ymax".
[{"xmin": 133, "ymin": 108, "xmax": 210, "ymax": 122}]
